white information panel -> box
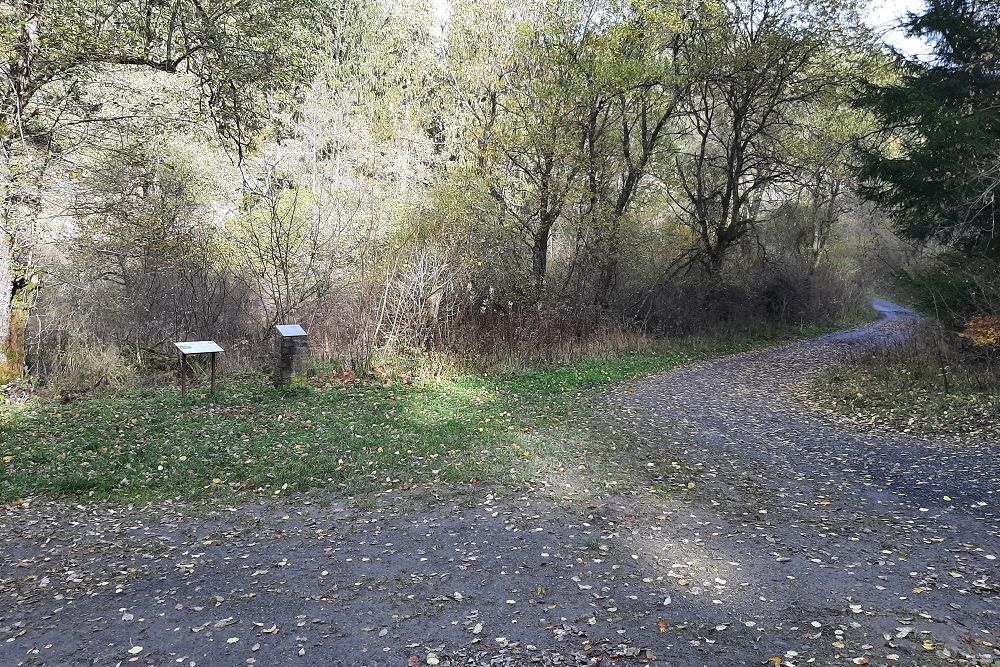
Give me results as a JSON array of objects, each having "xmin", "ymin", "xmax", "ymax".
[
  {"xmin": 275, "ymin": 324, "xmax": 307, "ymax": 337},
  {"xmin": 174, "ymin": 341, "xmax": 224, "ymax": 355}
]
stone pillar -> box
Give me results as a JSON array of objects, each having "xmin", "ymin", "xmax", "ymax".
[{"xmin": 274, "ymin": 324, "xmax": 308, "ymax": 387}]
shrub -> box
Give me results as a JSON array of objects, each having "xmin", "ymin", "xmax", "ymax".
[
  {"xmin": 901, "ymin": 254, "xmax": 1000, "ymax": 324},
  {"xmin": 43, "ymin": 338, "xmax": 139, "ymax": 400}
]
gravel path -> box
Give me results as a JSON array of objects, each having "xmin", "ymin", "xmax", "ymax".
[{"xmin": 1, "ymin": 302, "xmax": 997, "ymax": 667}]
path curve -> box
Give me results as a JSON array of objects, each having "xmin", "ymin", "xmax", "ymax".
[
  {"xmin": 617, "ymin": 300, "xmax": 997, "ymax": 524},
  {"xmin": 604, "ymin": 300, "xmax": 998, "ymax": 663}
]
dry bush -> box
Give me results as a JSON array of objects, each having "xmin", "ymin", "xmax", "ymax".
[
  {"xmin": 41, "ymin": 337, "xmax": 139, "ymax": 399},
  {"xmin": 821, "ymin": 321, "xmax": 1000, "ymax": 438},
  {"xmin": 445, "ymin": 306, "xmax": 657, "ymax": 370},
  {"xmin": 847, "ymin": 321, "xmax": 1000, "ymax": 395},
  {"xmin": 638, "ymin": 259, "xmax": 867, "ymax": 336}
]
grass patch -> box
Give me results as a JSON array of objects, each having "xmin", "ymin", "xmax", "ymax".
[
  {"xmin": 814, "ymin": 325, "xmax": 1000, "ymax": 439},
  {"xmin": 817, "ymin": 367, "xmax": 1000, "ymax": 438},
  {"xmin": 1, "ymin": 323, "xmax": 851, "ymax": 504}
]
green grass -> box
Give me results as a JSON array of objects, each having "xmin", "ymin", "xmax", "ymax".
[
  {"xmin": 814, "ymin": 319, "xmax": 1000, "ymax": 439},
  {"xmin": 816, "ymin": 363, "xmax": 1000, "ymax": 439},
  {"xmin": 1, "ymin": 324, "xmax": 850, "ymax": 504},
  {"xmin": 812, "ymin": 318, "xmax": 1000, "ymax": 440}
]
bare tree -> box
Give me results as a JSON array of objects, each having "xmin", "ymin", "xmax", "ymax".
[
  {"xmin": 447, "ymin": 0, "xmax": 587, "ymax": 299},
  {"xmin": 228, "ymin": 167, "xmax": 337, "ymax": 335},
  {"xmin": 669, "ymin": 0, "xmax": 834, "ymax": 273},
  {"xmin": 578, "ymin": 2, "xmax": 695, "ymax": 309}
]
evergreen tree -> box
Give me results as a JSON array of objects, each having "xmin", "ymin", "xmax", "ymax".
[{"xmin": 858, "ymin": 0, "xmax": 1000, "ymax": 257}]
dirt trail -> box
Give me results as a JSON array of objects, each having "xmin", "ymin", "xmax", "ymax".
[{"xmin": 1, "ymin": 303, "xmax": 996, "ymax": 666}]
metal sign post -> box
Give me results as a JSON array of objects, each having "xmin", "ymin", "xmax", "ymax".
[{"xmin": 174, "ymin": 341, "xmax": 224, "ymax": 398}]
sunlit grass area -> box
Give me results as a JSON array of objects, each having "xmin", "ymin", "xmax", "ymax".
[{"xmin": 1, "ymin": 326, "xmax": 845, "ymax": 504}]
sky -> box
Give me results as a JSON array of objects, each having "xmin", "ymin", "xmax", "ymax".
[
  {"xmin": 865, "ymin": 0, "xmax": 930, "ymax": 57},
  {"xmin": 430, "ymin": 0, "xmax": 933, "ymax": 58}
]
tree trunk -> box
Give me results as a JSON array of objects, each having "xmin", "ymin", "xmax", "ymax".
[
  {"xmin": 0, "ymin": 181, "xmax": 33, "ymax": 383},
  {"xmin": 594, "ymin": 218, "xmax": 621, "ymax": 310},
  {"xmin": 706, "ymin": 220, "xmax": 738, "ymax": 274},
  {"xmin": 0, "ymin": 136, "xmax": 43, "ymax": 384},
  {"xmin": 807, "ymin": 179, "xmax": 840, "ymax": 276},
  {"xmin": 0, "ymin": 232, "xmax": 14, "ymax": 381},
  {"xmin": 707, "ymin": 246, "xmax": 726, "ymax": 273},
  {"xmin": 1, "ymin": 135, "xmax": 19, "ymax": 381},
  {"xmin": 1, "ymin": 1, "xmax": 43, "ymax": 382},
  {"xmin": 531, "ymin": 227, "xmax": 550, "ymax": 297}
]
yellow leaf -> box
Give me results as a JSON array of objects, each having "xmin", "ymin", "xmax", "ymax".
[
  {"xmin": 922, "ymin": 640, "xmax": 934, "ymax": 651},
  {"xmin": 768, "ymin": 657, "xmax": 782, "ymax": 665},
  {"xmin": 960, "ymin": 315, "xmax": 1000, "ymax": 347}
]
